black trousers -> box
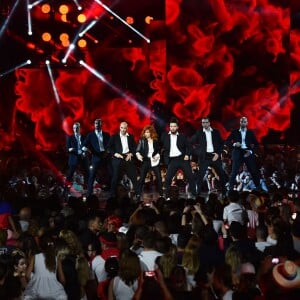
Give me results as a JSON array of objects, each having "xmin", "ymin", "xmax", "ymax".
[
  {"xmin": 137, "ymin": 160, "xmax": 163, "ymax": 195},
  {"xmin": 165, "ymin": 156, "xmax": 196, "ymax": 197},
  {"xmin": 229, "ymin": 150, "xmax": 260, "ymax": 190},
  {"xmin": 110, "ymin": 158, "xmax": 138, "ymax": 197},
  {"xmin": 197, "ymin": 153, "xmax": 226, "ymax": 194}
]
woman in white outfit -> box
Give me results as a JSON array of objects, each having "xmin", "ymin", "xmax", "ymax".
[
  {"xmin": 23, "ymin": 234, "xmax": 67, "ymax": 300},
  {"xmin": 108, "ymin": 250, "xmax": 141, "ymax": 300}
]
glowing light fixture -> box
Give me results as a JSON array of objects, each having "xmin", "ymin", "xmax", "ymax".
[
  {"xmin": 42, "ymin": 32, "xmax": 52, "ymax": 42},
  {"xmin": 145, "ymin": 16, "xmax": 153, "ymax": 24},
  {"xmin": 62, "ymin": 40, "xmax": 70, "ymax": 47},
  {"xmin": 126, "ymin": 16, "xmax": 134, "ymax": 25},
  {"xmin": 59, "ymin": 5, "xmax": 69, "ymax": 15},
  {"xmin": 78, "ymin": 39, "xmax": 87, "ymax": 48},
  {"xmin": 26, "ymin": 0, "xmax": 33, "ymax": 35},
  {"xmin": 41, "ymin": 3, "xmax": 51, "ymax": 14},
  {"xmin": 61, "ymin": 14, "xmax": 68, "ymax": 22},
  {"xmin": 59, "ymin": 33, "xmax": 69, "ymax": 42},
  {"xmin": 77, "ymin": 13, "xmax": 87, "ymax": 23}
]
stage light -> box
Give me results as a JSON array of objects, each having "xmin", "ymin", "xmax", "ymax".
[
  {"xmin": 46, "ymin": 61, "xmax": 61, "ymax": 106},
  {"xmin": 29, "ymin": 0, "xmax": 45, "ymax": 9},
  {"xmin": 79, "ymin": 19, "xmax": 98, "ymax": 37},
  {"xmin": 59, "ymin": 33, "xmax": 69, "ymax": 42},
  {"xmin": 61, "ymin": 14, "xmax": 68, "ymax": 22},
  {"xmin": 45, "ymin": 59, "xmax": 50, "ymax": 65},
  {"xmin": 126, "ymin": 16, "xmax": 134, "ymax": 25},
  {"xmin": 77, "ymin": 13, "xmax": 87, "ymax": 23},
  {"xmin": 27, "ymin": 0, "xmax": 33, "ymax": 36},
  {"xmin": 59, "ymin": 5, "xmax": 69, "ymax": 15},
  {"xmin": 72, "ymin": 0, "xmax": 82, "ymax": 10},
  {"xmin": 94, "ymin": 0, "xmax": 150, "ymax": 44},
  {"xmin": 145, "ymin": 16, "xmax": 153, "ymax": 24},
  {"xmin": 78, "ymin": 39, "xmax": 87, "ymax": 48},
  {"xmin": 41, "ymin": 4, "xmax": 51, "ymax": 14},
  {"xmin": 80, "ymin": 60, "xmax": 151, "ymax": 116},
  {"xmin": 0, "ymin": 59, "xmax": 32, "ymax": 77},
  {"xmin": 62, "ymin": 43, "xmax": 75, "ymax": 62},
  {"xmin": 42, "ymin": 32, "xmax": 52, "ymax": 42},
  {"xmin": 61, "ymin": 40, "xmax": 70, "ymax": 47},
  {"xmin": 0, "ymin": 0, "xmax": 20, "ymax": 41}
]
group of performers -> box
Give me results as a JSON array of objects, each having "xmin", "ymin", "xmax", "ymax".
[{"xmin": 66, "ymin": 116, "xmax": 261, "ymax": 201}]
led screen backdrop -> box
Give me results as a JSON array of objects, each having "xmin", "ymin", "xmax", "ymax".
[{"xmin": 0, "ymin": 0, "xmax": 299, "ymax": 152}]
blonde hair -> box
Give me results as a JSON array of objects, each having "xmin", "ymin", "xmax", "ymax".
[
  {"xmin": 59, "ymin": 230, "xmax": 90, "ymax": 294},
  {"xmin": 182, "ymin": 235, "xmax": 201, "ymax": 275},
  {"xmin": 59, "ymin": 229, "xmax": 84, "ymax": 256}
]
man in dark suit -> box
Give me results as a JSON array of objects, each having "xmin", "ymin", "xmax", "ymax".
[
  {"xmin": 225, "ymin": 116, "xmax": 260, "ymax": 191},
  {"xmin": 66, "ymin": 122, "xmax": 89, "ymax": 186},
  {"xmin": 82, "ymin": 119, "xmax": 110, "ymax": 196},
  {"xmin": 160, "ymin": 117, "xmax": 197, "ymax": 199},
  {"xmin": 107, "ymin": 121, "xmax": 138, "ymax": 198},
  {"xmin": 190, "ymin": 117, "xmax": 226, "ymax": 195}
]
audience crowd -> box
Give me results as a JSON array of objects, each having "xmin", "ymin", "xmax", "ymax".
[{"xmin": 0, "ymin": 144, "xmax": 300, "ymax": 299}]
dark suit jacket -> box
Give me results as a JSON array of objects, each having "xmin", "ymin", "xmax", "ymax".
[
  {"xmin": 82, "ymin": 131, "xmax": 110, "ymax": 162},
  {"xmin": 160, "ymin": 132, "xmax": 192, "ymax": 164},
  {"xmin": 136, "ymin": 138, "xmax": 160, "ymax": 159},
  {"xmin": 66, "ymin": 134, "xmax": 86, "ymax": 166},
  {"xmin": 107, "ymin": 133, "xmax": 136, "ymax": 156},
  {"xmin": 225, "ymin": 129, "xmax": 259, "ymax": 155},
  {"xmin": 190, "ymin": 129, "xmax": 224, "ymax": 160}
]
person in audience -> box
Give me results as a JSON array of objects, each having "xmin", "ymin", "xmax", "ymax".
[
  {"xmin": 108, "ymin": 250, "xmax": 140, "ymax": 300},
  {"xmin": 23, "ymin": 234, "xmax": 67, "ymax": 300}
]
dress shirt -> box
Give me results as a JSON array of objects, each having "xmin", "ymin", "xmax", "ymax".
[
  {"xmin": 147, "ymin": 140, "xmax": 154, "ymax": 158},
  {"xmin": 95, "ymin": 130, "xmax": 105, "ymax": 151},
  {"xmin": 120, "ymin": 133, "xmax": 129, "ymax": 154},
  {"xmin": 239, "ymin": 128, "xmax": 247, "ymax": 149},
  {"xmin": 169, "ymin": 132, "xmax": 182, "ymax": 157},
  {"xmin": 76, "ymin": 134, "xmax": 82, "ymax": 154},
  {"xmin": 203, "ymin": 127, "xmax": 214, "ymax": 152}
]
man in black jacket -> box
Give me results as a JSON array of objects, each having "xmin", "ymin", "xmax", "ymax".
[
  {"xmin": 190, "ymin": 117, "xmax": 226, "ymax": 195},
  {"xmin": 225, "ymin": 116, "xmax": 260, "ymax": 191},
  {"xmin": 82, "ymin": 119, "xmax": 110, "ymax": 196},
  {"xmin": 160, "ymin": 117, "xmax": 197, "ymax": 199},
  {"xmin": 107, "ymin": 121, "xmax": 138, "ymax": 198}
]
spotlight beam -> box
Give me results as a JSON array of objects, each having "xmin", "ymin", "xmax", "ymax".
[
  {"xmin": 62, "ymin": 43, "xmax": 75, "ymax": 63},
  {"xmin": 94, "ymin": 0, "xmax": 150, "ymax": 43},
  {"xmin": 79, "ymin": 19, "xmax": 98, "ymax": 37},
  {"xmin": 79, "ymin": 60, "xmax": 151, "ymax": 116},
  {"xmin": 0, "ymin": 0, "xmax": 21, "ymax": 41},
  {"xmin": 72, "ymin": 0, "xmax": 82, "ymax": 10},
  {"xmin": 26, "ymin": 0, "xmax": 33, "ymax": 35},
  {"xmin": 28, "ymin": 0, "xmax": 46, "ymax": 9},
  {"xmin": 46, "ymin": 61, "xmax": 61, "ymax": 105},
  {"xmin": 0, "ymin": 60, "xmax": 31, "ymax": 77}
]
